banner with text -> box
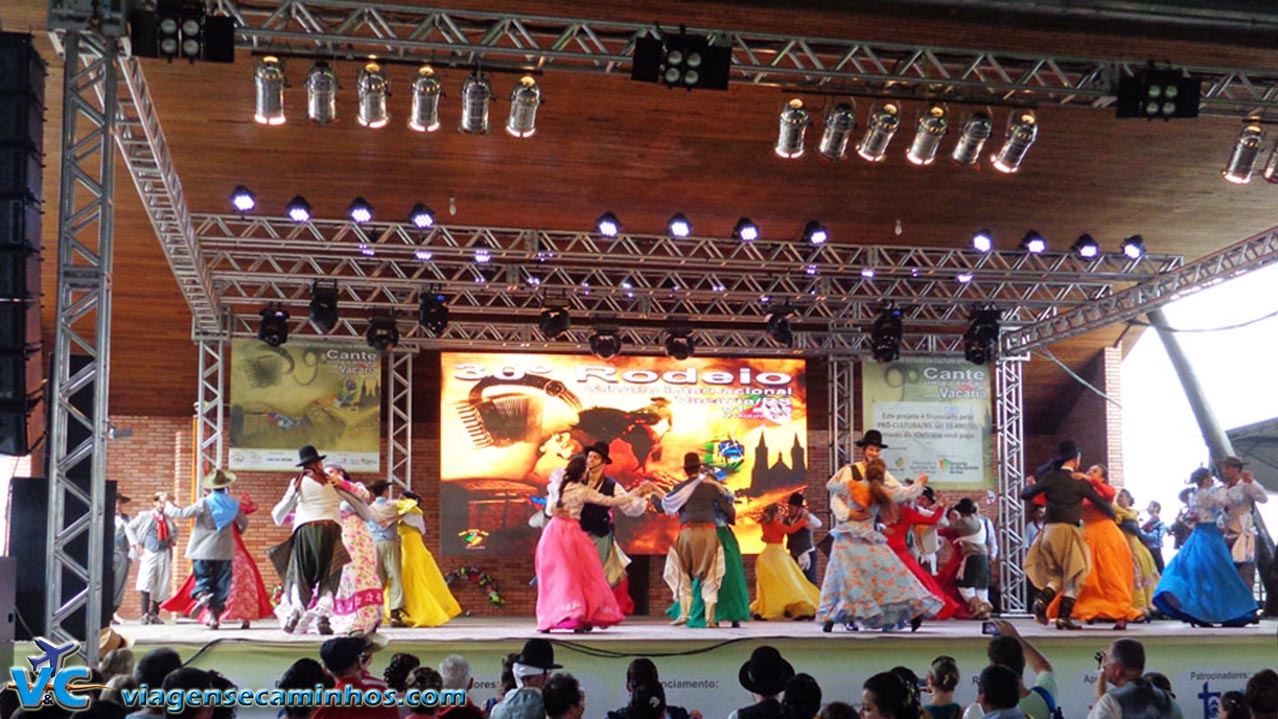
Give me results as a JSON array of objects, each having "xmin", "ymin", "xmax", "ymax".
[
  {"xmin": 228, "ymin": 339, "xmax": 382, "ymax": 472},
  {"xmin": 439, "ymin": 353, "xmax": 808, "ymax": 556},
  {"xmin": 860, "ymin": 359, "xmax": 994, "ymax": 489}
]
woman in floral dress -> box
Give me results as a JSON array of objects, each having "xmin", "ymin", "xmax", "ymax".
[{"xmin": 328, "ymin": 466, "xmax": 384, "ymax": 633}]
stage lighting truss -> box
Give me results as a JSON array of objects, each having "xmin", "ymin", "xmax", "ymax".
[
  {"xmin": 964, "ymin": 308, "xmax": 1002, "ymax": 365},
  {"xmin": 589, "ymin": 327, "xmax": 623, "ymax": 358},
  {"xmin": 258, "ymin": 303, "xmax": 290, "ymax": 346},
  {"xmin": 766, "ymin": 306, "xmax": 794, "ymax": 347},
  {"xmin": 308, "ymin": 280, "xmax": 339, "ymax": 332},
  {"xmin": 870, "ymin": 306, "xmax": 903, "ymax": 363},
  {"xmin": 418, "ymin": 289, "xmax": 449, "ymax": 334}
]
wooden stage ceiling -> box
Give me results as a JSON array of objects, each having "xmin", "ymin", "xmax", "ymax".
[{"xmin": 5, "ymin": 0, "xmax": 1278, "ymax": 433}]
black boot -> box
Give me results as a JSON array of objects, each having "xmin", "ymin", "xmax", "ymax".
[
  {"xmin": 1056, "ymin": 596, "xmax": 1082, "ymax": 630},
  {"xmin": 1032, "ymin": 587, "xmax": 1055, "ymax": 625},
  {"xmin": 140, "ymin": 592, "xmax": 151, "ymax": 623}
]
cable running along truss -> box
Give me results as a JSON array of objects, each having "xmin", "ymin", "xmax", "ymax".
[{"xmin": 218, "ymin": 0, "xmax": 1278, "ymax": 117}]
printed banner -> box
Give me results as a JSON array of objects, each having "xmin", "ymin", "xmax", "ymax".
[
  {"xmin": 228, "ymin": 339, "xmax": 382, "ymax": 472},
  {"xmin": 860, "ymin": 358, "xmax": 994, "ymax": 488},
  {"xmin": 438, "ymin": 353, "xmax": 808, "ymax": 556}
]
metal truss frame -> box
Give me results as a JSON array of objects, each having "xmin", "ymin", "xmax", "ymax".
[
  {"xmin": 1001, "ymin": 226, "xmax": 1278, "ymax": 355},
  {"xmin": 386, "ymin": 352, "xmax": 413, "ymax": 489},
  {"xmin": 198, "ymin": 213, "xmax": 1180, "ymax": 354},
  {"xmin": 196, "ymin": 339, "xmax": 227, "ymax": 478},
  {"xmin": 994, "ymin": 356, "xmax": 1028, "ymax": 614},
  {"xmin": 827, "ymin": 357, "xmax": 855, "ymax": 474},
  {"xmin": 218, "ymin": 0, "xmax": 1278, "ymax": 117},
  {"xmin": 45, "ymin": 32, "xmax": 117, "ymax": 660}
]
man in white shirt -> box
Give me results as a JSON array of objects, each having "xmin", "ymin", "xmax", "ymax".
[
  {"xmin": 1088, "ymin": 639, "xmax": 1181, "ymax": 719},
  {"xmin": 1217, "ymin": 456, "xmax": 1268, "ymax": 589}
]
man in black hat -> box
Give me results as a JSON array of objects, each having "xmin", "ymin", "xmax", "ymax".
[
  {"xmin": 661, "ymin": 451, "xmax": 733, "ymax": 626},
  {"xmin": 1020, "ymin": 439, "xmax": 1116, "ymax": 630},
  {"xmin": 314, "ymin": 632, "xmax": 396, "ymax": 719},
  {"xmin": 830, "ymin": 429, "xmax": 927, "ymax": 491},
  {"xmin": 490, "ymin": 639, "xmax": 562, "ymax": 719},
  {"xmin": 1217, "ymin": 455, "xmax": 1267, "ymax": 588},
  {"xmin": 950, "ymin": 498, "xmax": 992, "ymax": 619},
  {"xmin": 731, "ymin": 646, "xmax": 794, "ymax": 719},
  {"xmin": 784, "ymin": 491, "xmax": 823, "ymax": 586},
  {"xmin": 365, "ymin": 480, "xmax": 407, "ymax": 627},
  {"xmin": 270, "ymin": 444, "xmax": 355, "ymax": 634},
  {"xmin": 112, "ymin": 493, "xmax": 132, "ymax": 624},
  {"xmin": 580, "ymin": 440, "xmax": 648, "ymax": 605}
]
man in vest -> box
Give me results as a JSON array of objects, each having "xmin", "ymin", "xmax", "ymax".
[
  {"xmin": 112, "ymin": 493, "xmax": 132, "ymax": 624},
  {"xmin": 164, "ymin": 469, "xmax": 249, "ymax": 629},
  {"xmin": 127, "ymin": 492, "xmax": 178, "ymax": 625},
  {"xmin": 784, "ymin": 491, "xmax": 822, "ymax": 586},
  {"xmin": 1218, "ymin": 456, "xmax": 1268, "ymax": 589},
  {"xmin": 662, "ymin": 452, "xmax": 732, "ymax": 626},
  {"xmin": 580, "ymin": 441, "xmax": 648, "ymax": 609},
  {"xmin": 1088, "ymin": 639, "xmax": 1181, "ymax": 719}
]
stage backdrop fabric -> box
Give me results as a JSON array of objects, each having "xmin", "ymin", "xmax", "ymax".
[
  {"xmin": 228, "ymin": 339, "xmax": 382, "ymax": 472},
  {"xmin": 860, "ymin": 358, "xmax": 994, "ymax": 489},
  {"xmin": 438, "ymin": 353, "xmax": 808, "ymax": 556}
]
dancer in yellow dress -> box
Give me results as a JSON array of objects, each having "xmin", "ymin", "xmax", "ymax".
[
  {"xmin": 750, "ymin": 503, "xmax": 820, "ymax": 620},
  {"xmin": 397, "ymin": 491, "xmax": 462, "ymax": 627},
  {"xmin": 1115, "ymin": 489, "xmax": 1160, "ymax": 618}
]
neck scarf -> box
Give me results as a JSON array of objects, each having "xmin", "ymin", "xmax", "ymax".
[
  {"xmin": 153, "ymin": 510, "xmax": 170, "ymax": 542},
  {"xmin": 206, "ymin": 490, "xmax": 241, "ymax": 531}
]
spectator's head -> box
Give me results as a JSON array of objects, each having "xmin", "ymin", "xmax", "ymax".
[
  {"xmin": 1106, "ymin": 639, "xmax": 1145, "ymax": 683},
  {"xmin": 1246, "ymin": 669, "xmax": 1278, "ymax": 719},
  {"xmin": 100, "ymin": 647, "xmax": 135, "ymax": 681},
  {"xmin": 626, "ymin": 658, "xmax": 660, "ymax": 693},
  {"xmin": 385, "ymin": 653, "xmax": 422, "ymax": 692},
  {"xmin": 1143, "ymin": 672, "xmax": 1174, "ymax": 697},
  {"xmin": 628, "ymin": 681, "xmax": 665, "ymax": 719},
  {"xmin": 320, "ymin": 636, "xmax": 374, "ymax": 678},
  {"xmin": 782, "ymin": 674, "xmax": 821, "ymax": 719},
  {"xmin": 888, "ymin": 667, "xmax": 921, "ymax": 715},
  {"xmin": 513, "ymin": 639, "xmax": 561, "ymax": 689},
  {"xmin": 206, "ymin": 671, "xmax": 237, "ymax": 719},
  {"xmin": 162, "ymin": 668, "xmax": 212, "ymax": 719},
  {"xmin": 406, "ymin": 667, "xmax": 443, "ymax": 717},
  {"xmin": 928, "ymin": 656, "xmax": 960, "ymax": 694},
  {"xmin": 1223, "ymin": 691, "xmax": 1249, "ymax": 719},
  {"xmin": 817, "ymin": 702, "xmax": 855, "ymax": 719},
  {"xmin": 542, "ymin": 673, "xmax": 584, "ymax": 719},
  {"xmin": 277, "ymin": 658, "xmax": 333, "ymax": 719},
  {"xmin": 987, "ymin": 635, "xmax": 1026, "ymax": 676},
  {"xmin": 439, "ymin": 655, "xmax": 472, "ymax": 691},
  {"xmin": 738, "ymin": 646, "xmax": 794, "ymax": 699},
  {"xmin": 101, "ymin": 674, "xmax": 139, "ymax": 709},
  {"xmin": 498, "ymin": 653, "xmax": 520, "ymax": 695},
  {"xmin": 977, "ymin": 666, "xmax": 1020, "ymax": 712},
  {"xmin": 860, "ymin": 672, "xmax": 914, "ymax": 719},
  {"xmin": 135, "ymin": 648, "xmax": 183, "ymax": 689}
]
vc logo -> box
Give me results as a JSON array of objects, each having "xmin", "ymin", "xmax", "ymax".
[{"xmin": 7, "ymin": 637, "xmax": 109, "ymax": 711}]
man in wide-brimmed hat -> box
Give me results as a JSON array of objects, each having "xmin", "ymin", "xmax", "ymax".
[
  {"xmin": 270, "ymin": 444, "xmax": 357, "ymax": 634},
  {"xmin": 112, "ymin": 492, "xmax": 132, "ymax": 624},
  {"xmin": 365, "ymin": 479, "xmax": 407, "ymax": 627},
  {"xmin": 733, "ymin": 645, "xmax": 794, "ymax": 719},
  {"xmin": 580, "ymin": 440, "xmax": 649, "ymax": 610},
  {"xmin": 1217, "ymin": 455, "xmax": 1267, "ymax": 588},
  {"xmin": 661, "ymin": 451, "xmax": 733, "ymax": 627},
  {"xmin": 1020, "ymin": 439, "xmax": 1115, "ymax": 629},
  {"xmin": 126, "ymin": 491, "xmax": 179, "ymax": 625},
  {"xmin": 164, "ymin": 468, "xmax": 248, "ymax": 629},
  {"xmin": 490, "ymin": 639, "xmax": 563, "ymax": 719}
]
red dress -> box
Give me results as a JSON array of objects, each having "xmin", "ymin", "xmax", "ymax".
[
  {"xmin": 935, "ymin": 531, "xmax": 975, "ymax": 620},
  {"xmin": 161, "ymin": 495, "xmax": 275, "ymax": 623},
  {"xmin": 883, "ymin": 507, "xmax": 963, "ymax": 620}
]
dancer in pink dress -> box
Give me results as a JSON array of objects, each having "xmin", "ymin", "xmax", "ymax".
[
  {"xmin": 535, "ymin": 455, "xmax": 656, "ymax": 633},
  {"xmin": 328, "ymin": 466, "xmax": 385, "ymax": 634}
]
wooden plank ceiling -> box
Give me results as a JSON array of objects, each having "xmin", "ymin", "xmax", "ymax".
[{"xmin": 6, "ymin": 0, "xmax": 1278, "ymax": 432}]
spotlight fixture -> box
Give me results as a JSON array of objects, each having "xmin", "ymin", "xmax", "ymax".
[
  {"xmin": 308, "ymin": 281, "xmax": 339, "ymax": 333},
  {"xmin": 733, "ymin": 217, "xmax": 760, "ymax": 242},
  {"xmin": 818, "ymin": 102, "xmax": 857, "ymax": 161},
  {"xmin": 971, "ymin": 229, "xmax": 994, "ymax": 253},
  {"xmin": 357, "ymin": 61, "xmax": 390, "ymax": 128},
  {"xmin": 286, "ymin": 196, "xmax": 312, "ymax": 223},
  {"xmin": 596, "ymin": 212, "xmax": 620, "ymax": 237},
  {"xmin": 870, "ymin": 306, "xmax": 903, "ymax": 363},
  {"xmin": 775, "ymin": 98, "xmax": 810, "ymax": 159},
  {"xmin": 253, "ymin": 56, "xmax": 285, "ymax": 125},
  {"xmin": 418, "ymin": 291, "xmax": 449, "ymax": 335},
  {"xmin": 129, "ymin": 2, "xmax": 234, "ymax": 62},
  {"xmin": 951, "ymin": 112, "xmax": 992, "ymax": 166},
  {"xmin": 348, "ymin": 197, "xmax": 373, "ymax": 224},
  {"xmin": 1019, "ymin": 230, "xmax": 1047, "ymax": 254},
  {"xmin": 229, "ymin": 185, "xmax": 256, "ymax": 213},
  {"xmin": 539, "ymin": 307, "xmax": 572, "ymax": 339},
  {"xmin": 1121, "ymin": 235, "xmax": 1145, "ymax": 260},
  {"xmin": 991, "ymin": 111, "xmax": 1038, "ymax": 173},
  {"xmin": 257, "ymin": 304, "xmax": 290, "ymax": 347},
  {"xmin": 589, "ymin": 327, "xmax": 624, "ymax": 359},
  {"xmin": 408, "ymin": 65, "xmax": 442, "ymax": 132},
  {"xmin": 1116, "ymin": 69, "xmax": 1200, "ymax": 120},
  {"xmin": 964, "ymin": 308, "xmax": 1002, "ymax": 365},
  {"xmin": 1071, "ymin": 233, "xmax": 1100, "ymax": 259},
  {"xmin": 802, "ymin": 220, "xmax": 828, "ymax": 246},
  {"xmin": 664, "ymin": 327, "xmax": 695, "ymax": 360},
  {"xmin": 631, "ymin": 32, "xmax": 731, "ymax": 91},
  {"xmin": 305, "ymin": 62, "xmax": 338, "ymax": 124},
  {"xmin": 668, "ymin": 213, "xmax": 692, "ymax": 239},
  {"xmin": 856, "ymin": 102, "xmax": 900, "ymax": 162},
  {"xmin": 906, "ymin": 104, "xmax": 948, "ymax": 166},
  {"xmin": 366, "ymin": 315, "xmax": 399, "ymax": 352},
  {"xmin": 460, "ymin": 71, "xmax": 493, "ymax": 134},
  {"xmin": 1223, "ymin": 118, "xmax": 1265, "ymax": 184},
  {"xmin": 409, "ymin": 203, "xmax": 435, "ymax": 230},
  {"xmin": 766, "ymin": 307, "xmax": 794, "ymax": 347},
  {"xmin": 506, "ymin": 75, "xmax": 542, "ymax": 138}
]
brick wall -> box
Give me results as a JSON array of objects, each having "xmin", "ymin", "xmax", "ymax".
[{"xmin": 1036, "ymin": 347, "xmax": 1123, "ymax": 486}]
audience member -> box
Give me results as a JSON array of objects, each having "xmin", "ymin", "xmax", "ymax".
[
  {"xmin": 128, "ymin": 648, "xmax": 184, "ymax": 719},
  {"xmin": 729, "ymin": 646, "xmax": 794, "ymax": 719},
  {"xmin": 607, "ymin": 659, "xmax": 689, "ymax": 719},
  {"xmin": 961, "ymin": 620, "xmax": 1058, "ymax": 719},
  {"xmin": 406, "ymin": 668, "xmax": 444, "ymax": 718},
  {"xmin": 976, "ymin": 666, "xmax": 1024, "ymax": 719},
  {"xmin": 162, "ymin": 668, "xmax": 213, "ymax": 719},
  {"xmin": 102, "ymin": 675, "xmax": 140, "ymax": 710},
  {"xmin": 1246, "ymin": 669, "xmax": 1278, "ymax": 719},
  {"xmin": 541, "ymin": 674, "xmax": 584, "ymax": 719},
  {"xmin": 101, "ymin": 648, "xmax": 136, "ymax": 682},
  {"xmin": 860, "ymin": 672, "xmax": 918, "ymax": 719},
  {"xmin": 482, "ymin": 654, "xmax": 521, "ymax": 717},
  {"xmin": 781, "ymin": 674, "xmax": 821, "ymax": 719},
  {"xmin": 1088, "ymin": 639, "xmax": 1181, "ymax": 719},
  {"xmin": 437, "ymin": 655, "xmax": 484, "ymax": 719},
  {"xmin": 924, "ymin": 656, "xmax": 961, "ymax": 719},
  {"xmin": 1142, "ymin": 673, "xmax": 1173, "ymax": 698},
  {"xmin": 206, "ymin": 671, "xmax": 237, "ymax": 719},
  {"xmin": 315, "ymin": 634, "xmax": 397, "ymax": 719},
  {"xmin": 490, "ymin": 639, "xmax": 560, "ymax": 719},
  {"xmin": 1223, "ymin": 692, "xmax": 1249, "ymax": 719},
  {"xmin": 817, "ymin": 703, "xmax": 855, "ymax": 719},
  {"xmin": 626, "ymin": 683, "xmax": 666, "ymax": 719},
  {"xmin": 386, "ymin": 654, "xmax": 422, "ymax": 693},
  {"xmin": 277, "ymin": 658, "xmax": 335, "ymax": 719}
]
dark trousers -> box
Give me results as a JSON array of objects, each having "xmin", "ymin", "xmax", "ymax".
[{"xmin": 193, "ymin": 559, "xmax": 233, "ymax": 612}]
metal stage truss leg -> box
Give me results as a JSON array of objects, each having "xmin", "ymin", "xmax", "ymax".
[
  {"xmin": 387, "ymin": 352, "xmax": 413, "ymax": 489},
  {"xmin": 995, "ymin": 357, "xmax": 1028, "ymax": 614},
  {"xmin": 828, "ymin": 357, "xmax": 855, "ymax": 474},
  {"xmin": 196, "ymin": 339, "xmax": 226, "ymax": 477},
  {"xmin": 45, "ymin": 32, "xmax": 117, "ymax": 663}
]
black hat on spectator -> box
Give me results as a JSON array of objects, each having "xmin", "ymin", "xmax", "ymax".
[
  {"xmin": 738, "ymin": 646, "xmax": 794, "ymax": 696},
  {"xmin": 515, "ymin": 638, "xmax": 561, "ymax": 670}
]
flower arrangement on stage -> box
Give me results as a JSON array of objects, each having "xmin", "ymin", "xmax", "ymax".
[{"xmin": 445, "ymin": 566, "xmax": 507, "ymax": 608}]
